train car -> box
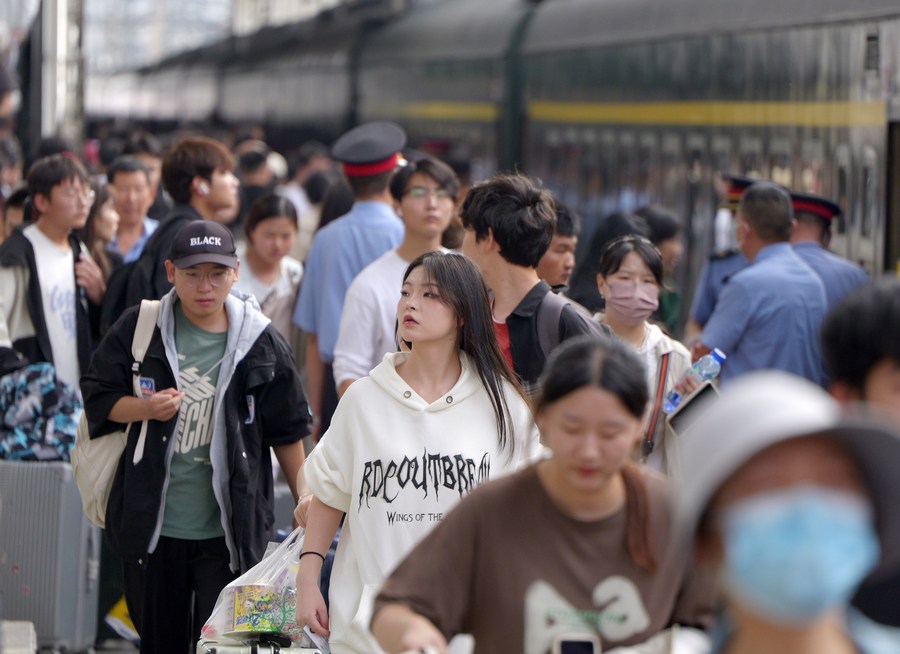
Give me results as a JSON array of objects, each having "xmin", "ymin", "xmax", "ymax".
[
  {"xmin": 356, "ymin": 0, "xmax": 535, "ymax": 179},
  {"xmin": 85, "ymin": 0, "xmax": 900, "ymax": 310},
  {"xmin": 217, "ymin": 17, "xmax": 359, "ymax": 146},
  {"xmin": 519, "ymin": 0, "xmax": 900, "ymax": 297}
]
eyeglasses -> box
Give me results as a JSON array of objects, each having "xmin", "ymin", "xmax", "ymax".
[
  {"xmin": 57, "ymin": 188, "xmax": 96, "ymax": 205},
  {"xmin": 176, "ymin": 269, "xmax": 233, "ymax": 288},
  {"xmin": 405, "ymin": 186, "xmax": 452, "ymax": 201}
]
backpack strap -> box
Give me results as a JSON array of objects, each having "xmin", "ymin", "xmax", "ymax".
[
  {"xmin": 130, "ymin": 300, "xmax": 161, "ymax": 465},
  {"xmin": 537, "ymin": 290, "xmax": 567, "ymax": 358},
  {"xmin": 642, "ymin": 351, "xmax": 670, "ymax": 460}
]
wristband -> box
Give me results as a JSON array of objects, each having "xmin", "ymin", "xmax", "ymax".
[{"xmin": 299, "ymin": 551, "xmax": 326, "ymax": 563}]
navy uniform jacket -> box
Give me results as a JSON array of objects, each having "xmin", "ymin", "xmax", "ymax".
[
  {"xmin": 689, "ymin": 248, "xmax": 749, "ymax": 327},
  {"xmin": 792, "ymin": 241, "xmax": 869, "ymax": 311},
  {"xmin": 701, "ymin": 243, "xmax": 827, "ymax": 385}
]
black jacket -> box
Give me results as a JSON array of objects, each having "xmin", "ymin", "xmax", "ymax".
[
  {"xmin": 81, "ymin": 291, "xmax": 310, "ymax": 572},
  {"xmin": 0, "ymin": 227, "xmax": 94, "ymax": 374}
]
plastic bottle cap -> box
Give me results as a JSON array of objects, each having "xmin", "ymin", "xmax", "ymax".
[{"xmin": 711, "ymin": 348, "xmax": 727, "ymax": 362}]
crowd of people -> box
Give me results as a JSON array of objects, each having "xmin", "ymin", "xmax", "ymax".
[{"xmin": 1, "ymin": 114, "xmax": 899, "ymax": 654}]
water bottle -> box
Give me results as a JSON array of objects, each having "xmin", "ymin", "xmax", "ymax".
[{"xmin": 663, "ymin": 348, "xmax": 727, "ymax": 414}]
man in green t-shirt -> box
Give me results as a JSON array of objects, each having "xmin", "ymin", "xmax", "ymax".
[{"xmin": 82, "ymin": 220, "xmax": 310, "ymax": 653}]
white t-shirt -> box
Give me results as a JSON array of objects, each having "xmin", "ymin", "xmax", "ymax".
[
  {"xmin": 232, "ymin": 251, "xmax": 303, "ymax": 343},
  {"xmin": 332, "ymin": 249, "xmax": 412, "ymax": 386},
  {"xmin": 23, "ymin": 224, "xmax": 80, "ymax": 390}
]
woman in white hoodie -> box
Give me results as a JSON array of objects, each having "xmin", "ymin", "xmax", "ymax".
[{"xmin": 296, "ymin": 250, "xmax": 538, "ymax": 653}]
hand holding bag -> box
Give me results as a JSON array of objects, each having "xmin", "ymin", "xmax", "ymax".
[{"xmin": 203, "ymin": 527, "xmax": 317, "ymax": 647}]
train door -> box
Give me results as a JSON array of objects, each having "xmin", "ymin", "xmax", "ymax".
[
  {"xmin": 887, "ymin": 123, "xmax": 900, "ymax": 273},
  {"xmin": 856, "ymin": 147, "xmax": 880, "ymax": 273}
]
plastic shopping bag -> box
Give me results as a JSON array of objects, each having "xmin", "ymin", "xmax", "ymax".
[{"xmin": 202, "ymin": 527, "xmax": 316, "ymax": 647}]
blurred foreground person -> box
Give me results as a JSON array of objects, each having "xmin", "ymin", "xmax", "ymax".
[
  {"xmin": 822, "ymin": 278, "xmax": 900, "ymax": 627},
  {"xmin": 372, "ymin": 334, "xmax": 713, "ymax": 654},
  {"xmin": 677, "ymin": 371, "xmax": 900, "ymax": 653}
]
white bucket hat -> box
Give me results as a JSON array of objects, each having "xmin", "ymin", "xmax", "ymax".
[{"xmin": 675, "ymin": 370, "xmax": 900, "ymax": 582}]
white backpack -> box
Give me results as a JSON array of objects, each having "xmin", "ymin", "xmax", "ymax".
[{"xmin": 72, "ymin": 299, "xmax": 160, "ymax": 528}]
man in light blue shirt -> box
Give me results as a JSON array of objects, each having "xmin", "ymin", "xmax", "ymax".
[
  {"xmin": 107, "ymin": 156, "xmax": 158, "ymax": 263},
  {"xmin": 790, "ymin": 191, "xmax": 869, "ymax": 312},
  {"xmin": 294, "ymin": 121, "xmax": 406, "ymax": 438},
  {"xmin": 695, "ymin": 182, "xmax": 827, "ymax": 385}
]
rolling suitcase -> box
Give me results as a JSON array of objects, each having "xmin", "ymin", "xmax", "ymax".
[{"xmin": 0, "ymin": 460, "xmax": 100, "ymax": 653}]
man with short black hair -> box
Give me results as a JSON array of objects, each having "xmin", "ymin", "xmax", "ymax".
[
  {"xmin": 111, "ymin": 136, "xmax": 239, "ymax": 309},
  {"xmin": 123, "ymin": 132, "xmax": 172, "ymax": 220},
  {"xmin": 537, "ymin": 201, "xmax": 580, "ymax": 291},
  {"xmin": 694, "ymin": 181, "xmax": 827, "ymax": 385},
  {"xmin": 107, "ymin": 155, "xmax": 158, "ymax": 263},
  {"xmin": 821, "ymin": 278, "xmax": 900, "ymax": 628},
  {"xmin": 461, "ymin": 173, "xmax": 607, "ymax": 393},
  {"xmin": 0, "ymin": 154, "xmax": 103, "ymax": 390}
]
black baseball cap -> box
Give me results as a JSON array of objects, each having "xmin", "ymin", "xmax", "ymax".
[{"xmin": 169, "ymin": 221, "xmax": 238, "ymax": 269}]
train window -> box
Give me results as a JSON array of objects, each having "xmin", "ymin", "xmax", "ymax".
[
  {"xmin": 617, "ymin": 132, "xmax": 638, "ymax": 212},
  {"xmin": 800, "ymin": 140, "xmax": 824, "ymax": 193},
  {"xmin": 833, "ymin": 145, "xmax": 851, "ymax": 236},
  {"xmin": 769, "ymin": 139, "xmax": 792, "ymax": 189},
  {"xmin": 739, "ymin": 136, "xmax": 764, "ymax": 177},
  {"xmin": 712, "ymin": 135, "xmax": 733, "ymax": 175},
  {"xmin": 861, "ymin": 152, "xmax": 877, "ymax": 239},
  {"xmin": 577, "ymin": 129, "xmax": 599, "ymax": 207},
  {"xmin": 661, "ymin": 133, "xmax": 683, "ymax": 210},
  {"xmin": 637, "ymin": 133, "xmax": 658, "ymax": 204}
]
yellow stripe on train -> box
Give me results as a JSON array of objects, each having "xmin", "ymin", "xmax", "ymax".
[{"xmin": 527, "ymin": 100, "xmax": 886, "ymax": 127}]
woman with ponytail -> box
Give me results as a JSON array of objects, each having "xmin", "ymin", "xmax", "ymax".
[{"xmin": 371, "ymin": 334, "xmax": 712, "ymax": 654}]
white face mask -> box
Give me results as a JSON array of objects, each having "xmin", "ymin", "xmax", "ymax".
[{"xmin": 604, "ymin": 279, "xmax": 659, "ymax": 326}]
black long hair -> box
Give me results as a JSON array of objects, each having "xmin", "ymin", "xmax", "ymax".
[
  {"xmin": 401, "ymin": 251, "xmax": 527, "ymax": 454},
  {"xmin": 535, "ymin": 334, "xmax": 657, "ymax": 572}
]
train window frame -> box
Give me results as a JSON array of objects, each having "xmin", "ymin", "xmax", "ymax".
[
  {"xmin": 768, "ymin": 137, "xmax": 793, "ymax": 189},
  {"xmin": 832, "ymin": 145, "xmax": 852, "ymax": 238},
  {"xmin": 861, "ymin": 147, "xmax": 878, "ymax": 240},
  {"xmin": 637, "ymin": 132, "xmax": 659, "ymax": 203},
  {"xmin": 738, "ymin": 135, "xmax": 764, "ymax": 178},
  {"xmin": 661, "ymin": 132, "xmax": 684, "ymax": 211},
  {"xmin": 617, "ymin": 131, "xmax": 638, "ymax": 212},
  {"xmin": 800, "ymin": 139, "xmax": 825, "ymax": 195}
]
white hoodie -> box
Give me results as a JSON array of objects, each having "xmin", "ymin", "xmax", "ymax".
[{"xmin": 304, "ymin": 351, "xmax": 540, "ymax": 653}]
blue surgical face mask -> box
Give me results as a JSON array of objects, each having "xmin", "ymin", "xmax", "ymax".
[{"xmin": 719, "ymin": 484, "xmax": 880, "ymax": 625}]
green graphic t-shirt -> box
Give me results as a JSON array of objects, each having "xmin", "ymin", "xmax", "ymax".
[{"xmin": 161, "ymin": 302, "xmax": 229, "ymax": 539}]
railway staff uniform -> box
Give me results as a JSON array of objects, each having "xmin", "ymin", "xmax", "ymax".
[
  {"xmin": 689, "ymin": 248, "xmax": 748, "ymax": 328},
  {"xmin": 688, "ymin": 175, "xmax": 754, "ymax": 330},
  {"xmin": 699, "ymin": 182, "xmax": 827, "ymax": 386},
  {"xmin": 790, "ymin": 191, "xmax": 869, "ymax": 312},
  {"xmin": 293, "ymin": 121, "xmax": 405, "ymax": 434}
]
